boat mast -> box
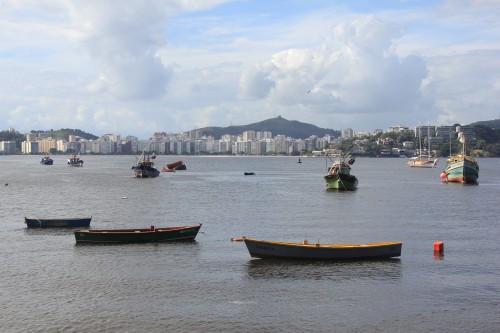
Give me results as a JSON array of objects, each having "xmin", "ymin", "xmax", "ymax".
[
  {"xmin": 449, "ymin": 129, "xmax": 452, "ymax": 157},
  {"xmin": 427, "ymin": 122, "xmax": 431, "ymax": 160},
  {"xmin": 418, "ymin": 123, "xmax": 422, "ymax": 161}
]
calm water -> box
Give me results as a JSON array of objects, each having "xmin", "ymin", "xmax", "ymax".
[{"xmin": 0, "ymin": 155, "xmax": 499, "ymax": 332}]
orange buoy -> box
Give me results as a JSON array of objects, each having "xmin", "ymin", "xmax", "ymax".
[
  {"xmin": 434, "ymin": 241, "xmax": 444, "ymax": 253},
  {"xmin": 440, "ymin": 172, "xmax": 447, "ymax": 179}
]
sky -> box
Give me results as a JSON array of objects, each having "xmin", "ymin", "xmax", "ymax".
[{"xmin": 1, "ymin": 0, "xmax": 500, "ymax": 139}]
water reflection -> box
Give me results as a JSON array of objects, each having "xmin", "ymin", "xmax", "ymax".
[
  {"xmin": 73, "ymin": 239, "xmax": 201, "ymax": 247},
  {"xmin": 23, "ymin": 228, "xmax": 78, "ymax": 237},
  {"xmin": 245, "ymin": 258, "xmax": 402, "ymax": 281}
]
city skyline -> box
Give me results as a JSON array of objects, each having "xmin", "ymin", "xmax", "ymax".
[
  {"xmin": 1, "ymin": 1, "xmax": 500, "ymax": 139},
  {"xmin": 2, "ymin": 116, "xmax": 490, "ymax": 141}
]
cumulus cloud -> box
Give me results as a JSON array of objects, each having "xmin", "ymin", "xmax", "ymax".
[
  {"xmin": 239, "ymin": 16, "xmax": 428, "ymax": 128},
  {"xmin": 67, "ymin": 1, "xmax": 172, "ymax": 99},
  {"xmin": 429, "ymin": 50, "xmax": 500, "ymax": 125},
  {"xmin": 2, "ymin": 1, "xmax": 499, "ymax": 138}
]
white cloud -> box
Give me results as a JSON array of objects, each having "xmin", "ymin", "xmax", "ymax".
[
  {"xmin": 239, "ymin": 16, "xmax": 428, "ymax": 129},
  {"xmin": 1, "ymin": 1, "xmax": 499, "ymax": 138}
]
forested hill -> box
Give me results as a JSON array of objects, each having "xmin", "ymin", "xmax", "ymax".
[
  {"xmin": 468, "ymin": 119, "xmax": 500, "ymax": 129},
  {"xmin": 30, "ymin": 128, "xmax": 99, "ymax": 140},
  {"xmin": 198, "ymin": 116, "xmax": 341, "ymax": 139}
]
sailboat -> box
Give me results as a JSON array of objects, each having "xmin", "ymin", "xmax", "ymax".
[
  {"xmin": 407, "ymin": 123, "xmax": 438, "ymax": 168},
  {"xmin": 441, "ymin": 126, "xmax": 479, "ymax": 184}
]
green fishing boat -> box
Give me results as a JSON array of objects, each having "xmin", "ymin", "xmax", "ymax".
[
  {"xmin": 324, "ymin": 154, "xmax": 358, "ymax": 191},
  {"xmin": 441, "ymin": 127, "xmax": 479, "ymax": 184},
  {"xmin": 74, "ymin": 224, "xmax": 201, "ymax": 243}
]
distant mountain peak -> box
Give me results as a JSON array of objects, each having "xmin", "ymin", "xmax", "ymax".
[{"xmin": 197, "ymin": 117, "xmax": 340, "ymax": 139}]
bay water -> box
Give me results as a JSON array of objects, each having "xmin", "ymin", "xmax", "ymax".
[{"xmin": 1, "ymin": 155, "xmax": 499, "ymax": 332}]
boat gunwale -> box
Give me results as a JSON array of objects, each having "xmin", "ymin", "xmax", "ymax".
[
  {"xmin": 75, "ymin": 224, "xmax": 201, "ymax": 234},
  {"xmin": 242, "ymin": 237, "xmax": 401, "ymax": 249},
  {"xmin": 25, "ymin": 216, "xmax": 92, "ymax": 222}
]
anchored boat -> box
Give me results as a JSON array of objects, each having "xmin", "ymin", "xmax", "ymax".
[
  {"xmin": 25, "ymin": 216, "xmax": 92, "ymax": 228},
  {"xmin": 40, "ymin": 155, "xmax": 53, "ymax": 165},
  {"xmin": 407, "ymin": 123, "xmax": 438, "ymax": 168},
  {"xmin": 242, "ymin": 237, "xmax": 402, "ymax": 260},
  {"xmin": 441, "ymin": 126, "xmax": 479, "ymax": 184},
  {"xmin": 74, "ymin": 224, "xmax": 202, "ymax": 243},
  {"xmin": 67, "ymin": 153, "xmax": 84, "ymax": 167},
  {"xmin": 132, "ymin": 151, "xmax": 160, "ymax": 178},
  {"xmin": 324, "ymin": 153, "xmax": 358, "ymax": 190}
]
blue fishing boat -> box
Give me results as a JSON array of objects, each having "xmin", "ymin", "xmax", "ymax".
[
  {"xmin": 40, "ymin": 155, "xmax": 53, "ymax": 165},
  {"xmin": 132, "ymin": 151, "xmax": 160, "ymax": 178},
  {"xmin": 25, "ymin": 216, "xmax": 92, "ymax": 228}
]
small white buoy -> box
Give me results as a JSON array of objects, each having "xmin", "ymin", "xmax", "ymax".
[{"xmin": 121, "ymin": 196, "xmax": 128, "ymax": 199}]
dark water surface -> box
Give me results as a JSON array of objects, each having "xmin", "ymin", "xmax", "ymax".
[{"xmin": 1, "ymin": 155, "xmax": 499, "ymax": 332}]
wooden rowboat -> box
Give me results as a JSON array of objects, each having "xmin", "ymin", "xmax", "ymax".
[
  {"xmin": 74, "ymin": 224, "xmax": 201, "ymax": 243},
  {"xmin": 25, "ymin": 216, "xmax": 92, "ymax": 228},
  {"xmin": 242, "ymin": 237, "xmax": 402, "ymax": 260}
]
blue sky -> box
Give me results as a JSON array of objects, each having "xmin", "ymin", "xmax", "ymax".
[{"xmin": 1, "ymin": 0, "xmax": 499, "ymax": 139}]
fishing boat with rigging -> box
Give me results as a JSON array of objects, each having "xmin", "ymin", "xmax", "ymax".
[
  {"xmin": 132, "ymin": 151, "xmax": 160, "ymax": 178},
  {"xmin": 324, "ymin": 152, "xmax": 358, "ymax": 191},
  {"xmin": 441, "ymin": 126, "xmax": 479, "ymax": 184},
  {"xmin": 40, "ymin": 155, "xmax": 53, "ymax": 165},
  {"xmin": 67, "ymin": 152, "xmax": 84, "ymax": 167}
]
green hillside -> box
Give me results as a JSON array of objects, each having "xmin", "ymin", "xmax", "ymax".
[
  {"xmin": 30, "ymin": 128, "xmax": 99, "ymax": 140},
  {"xmin": 468, "ymin": 119, "xmax": 500, "ymax": 129},
  {"xmin": 199, "ymin": 116, "xmax": 340, "ymax": 139}
]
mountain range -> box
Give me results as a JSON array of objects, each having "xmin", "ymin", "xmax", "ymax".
[
  {"xmin": 198, "ymin": 116, "xmax": 341, "ymax": 139},
  {"xmin": 4, "ymin": 117, "xmax": 499, "ymax": 143},
  {"xmin": 199, "ymin": 117, "xmax": 500, "ymax": 140}
]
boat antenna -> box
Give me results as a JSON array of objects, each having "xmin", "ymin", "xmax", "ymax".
[{"xmin": 449, "ymin": 130, "xmax": 452, "ymax": 157}]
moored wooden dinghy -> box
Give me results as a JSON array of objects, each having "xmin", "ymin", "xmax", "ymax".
[
  {"xmin": 74, "ymin": 224, "xmax": 202, "ymax": 243},
  {"xmin": 25, "ymin": 216, "xmax": 92, "ymax": 228},
  {"xmin": 242, "ymin": 237, "xmax": 402, "ymax": 260},
  {"xmin": 162, "ymin": 160, "xmax": 187, "ymax": 172},
  {"xmin": 167, "ymin": 160, "xmax": 187, "ymax": 170}
]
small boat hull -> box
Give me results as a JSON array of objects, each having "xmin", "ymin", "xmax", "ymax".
[
  {"xmin": 25, "ymin": 217, "xmax": 92, "ymax": 228},
  {"xmin": 445, "ymin": 156, "xmax": 479, "ymax": 184},
  {"xmin": 40, "ymin": 158, "xmax": 53, "ymax": 165},
  {"xmin": 132, "ymin": 166, "xmax": 160, "ymax": 178},
  {"xmin": 407, "ymin": 158, "xmax": 437, "ymax": 168},
  {"xmin": 166, "ymin": 161, "xmax": 186, "ymax": 170},
  {"xmin": 324, "ymin": 173, "xmax": 358, "ymax": 190},
  {"xmin": 166, "ymin": 160, "xmax": 182, "ymax": 169},
  {"xmin": 243, "ymin": 237, "xmax": 402, "ymax": 260},
  {"xmin": 74, "ymin": 224, "xmax": 202, "ymax": 243}
]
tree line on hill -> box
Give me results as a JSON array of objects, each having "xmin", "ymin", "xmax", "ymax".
[{"xmin": 338, "ymin": 124, "xmax": 500, "ymax": 157}]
